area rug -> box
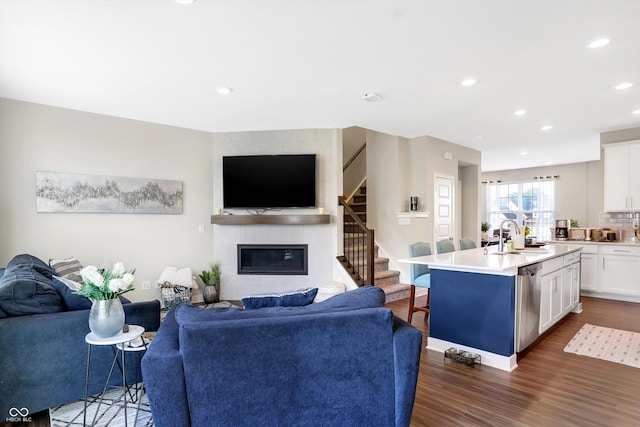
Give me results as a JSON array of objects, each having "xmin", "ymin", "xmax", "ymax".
[
  {"xmin": 564, "ymin": 323, "xmax": 640, "ymax": 368},
  {"xmin": 50, "ymin": 385, "xmax": 153, "ymax": 427}
]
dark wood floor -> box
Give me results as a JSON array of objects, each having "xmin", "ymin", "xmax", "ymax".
[{"xmin": 385, "ymin": 295, "xmax": 640, "ymax": 427}]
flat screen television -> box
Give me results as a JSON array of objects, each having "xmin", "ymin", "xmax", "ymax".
[{"xmin": 222, "ymin": 154, "xmax": 316, "ymax": 209}]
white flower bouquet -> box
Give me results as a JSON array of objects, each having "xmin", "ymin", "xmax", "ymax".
[{"xmin": 75, "ymin": 262, "xmax": 135, "ymax": 300}]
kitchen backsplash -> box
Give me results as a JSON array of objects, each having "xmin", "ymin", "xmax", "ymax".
[{"xmin": 599, "ymin": 212, "xmax": 640, "ymax": 242}]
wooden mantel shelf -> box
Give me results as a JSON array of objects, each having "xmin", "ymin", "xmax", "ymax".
[{"xmin": 211, "ymin": 214, "xmax": 330, "ymax": 225}]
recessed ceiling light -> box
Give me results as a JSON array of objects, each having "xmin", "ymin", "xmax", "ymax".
[
  {"xmin": 614, "ymin": 82, "xmax": 633, "ymax": 90},
  {"xmin": 514, "ymin": 109, "xmax": 527, "ymax": 116},
  {"xmin": 587, "ymin": 38, "xmax": 610, "ymax": 48},
  {"xmin": 461, "ymin": 78, "xmax": 476, "ymax": 86},
  {"xmin": 175, "ymin": 0, "xmax": 195, "ymax": 4},
  {"xmin": 361, "ymin": 92, "xmax": 383, "ymax": 102},
  {"xmin": 633, "ymin": 109, "xmax": 640, "ymax": 115},
  {"xmin": 541, "ymin": 125, "xmax": 553, "ymax": 131},
  {"xmin": 546, "ymin": 161, "xmax": 553, "ymax": 165},
  {"xmin": 520, "ymin": 151, "xmax": 528, "ymax": 155},
  {"xmin": 216, "ymin": 87, "xmax": 233, "ymax": 95}
]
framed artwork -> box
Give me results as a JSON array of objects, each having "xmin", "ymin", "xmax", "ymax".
[{"xmin": 36, "ymin": 171, "xmax": 183, "ymax": 214}]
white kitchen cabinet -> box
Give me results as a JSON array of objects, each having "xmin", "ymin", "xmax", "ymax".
[
  {"xmin": 580, "ymin": 252, "xmax": 599, "ymax": 292},
  {"xmin": 539, "ymin": 252, "xmax": 581, "ymax": 334},
  {"xmin": 563, "ymin": 244, "xmax": 597, "ymax": 292},
  {"xmin": 604, "ymin": 140, "xmax": 640, "ymax": 211},
  {"xmin": 600, "ymin": 246, "xmax": 640, "ymax": 296},
  {"xmin": 561, "ymin": 265, "xmax": 573, "ymax": 315},
  {"xmin": 571, "ymin": 261, "xmax": 580, "ymax": 307},
  {"xmin": 540, "ymin": 268, "xmax": 563, "ymax": 334}
]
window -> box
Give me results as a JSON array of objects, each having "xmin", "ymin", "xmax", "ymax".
[{"xmin": 485, "ymin": 179, "xmax": 555, "ymax": 241}]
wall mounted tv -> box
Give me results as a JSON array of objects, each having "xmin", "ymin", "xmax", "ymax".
[{"xmin": 222, "ymin": 154, "xmax": 316, "ymax": 209}]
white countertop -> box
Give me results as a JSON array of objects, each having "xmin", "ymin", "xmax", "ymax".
[
  {"xmin": 548, "ymin": 239, "xmax": 640, "ymax": 247},
  {"xmin": 398, "ymin": 243, "xmax": 581, "ymax": 276}
]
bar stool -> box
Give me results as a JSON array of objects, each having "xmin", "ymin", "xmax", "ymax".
[
  {"xmin": 408, "ymin": 242, "xmax": 431, "ymax": 323},
  {"xmin": 436, "ymin": 239, "xmax": 456, "ymax": 254},
  {"xmin": 459, "ymin": 237, "xmax": 477, "ymax": 250}
]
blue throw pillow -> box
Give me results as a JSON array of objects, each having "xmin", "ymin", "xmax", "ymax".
[
  {"xmin": 242, "ymin": 287, "xmax": 318, "ymax": 309},
  {"xmin": 52, "ymin": 276, "xmax": 92, "ymax": 311}
]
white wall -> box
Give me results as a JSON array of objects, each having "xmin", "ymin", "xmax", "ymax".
[
  {"xmin": 366, "ymin": 131, "xmax": 481, "ymax": 283},
  {"xmin": 0, "ymin": 98, "xmax": 214, "ymax": 302},
  {"xmin": 342, "ymin": 126, "xmax": 366, "ymax": 198},
  {"xmin": 211, "ymin": 129, "xmax": 341, "ymax": 300},
  {"xmin": 478, "ymin": 126, "xmax": 640, "ymax": 233},
  {"xmin": 481, "ymin": 162, "xmax": 597, "ymax": 229}
]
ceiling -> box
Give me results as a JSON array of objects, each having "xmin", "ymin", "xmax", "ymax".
[{"xmin": 1, "ymin": 0, "xmax": 639, "ymax": 172}]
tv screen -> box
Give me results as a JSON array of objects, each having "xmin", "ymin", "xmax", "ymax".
[{"xmin": 223, "ymin": 154, "xmax": 316, "ymax": 209}]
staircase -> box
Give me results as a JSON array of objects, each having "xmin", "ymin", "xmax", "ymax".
[{"xmin": 342, "ymin": 185, "xmax": 411, "ymax": 303}]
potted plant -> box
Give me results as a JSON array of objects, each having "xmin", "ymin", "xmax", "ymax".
[
  {"xmin": 481, "ymin": 222, "xmax": 491, "ymax": 241},
  {"xmin": 199, "ymin": 263, "xmax": 220, "ymax": 304}
]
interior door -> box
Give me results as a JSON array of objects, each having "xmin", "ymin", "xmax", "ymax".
[{"xmin": 434, "ymin": 174, "xmax": 455, "ymax": 247}]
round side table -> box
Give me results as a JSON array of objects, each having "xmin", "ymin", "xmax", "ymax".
[{"xmin": 84, "ymin": 324, "xmax": 145, "ymax": 427}]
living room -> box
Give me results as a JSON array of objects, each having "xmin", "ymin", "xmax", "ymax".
[{"xmin": 3, "ymin": 1, "xmax": 640, "ymax": 426}]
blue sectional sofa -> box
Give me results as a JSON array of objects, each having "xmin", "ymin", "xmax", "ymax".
[
  {"xmin": 142, "ymin": 286, "xmax": 422, "ymax": 427},
  {"xmin": 0, "ymin": 254, "xmax": 161, "ymax": 418}
]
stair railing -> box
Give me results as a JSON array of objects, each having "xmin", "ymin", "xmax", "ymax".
[
  {"xmin": 343, "ymin": 142, "xmax": 366, "ymax": 172},
  {"xmin": 338, "ymin": 195, "xmax": 375, "ymax": 286}
]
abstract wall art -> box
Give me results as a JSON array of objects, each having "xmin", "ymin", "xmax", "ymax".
[{"xmin": 36, "ymin": 171, "xmax": 183, "ymax": 214}]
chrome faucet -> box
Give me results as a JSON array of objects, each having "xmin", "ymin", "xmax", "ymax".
[{"xmin": 498, "ymin": 219, "xmax": 521, "ymax": 252}]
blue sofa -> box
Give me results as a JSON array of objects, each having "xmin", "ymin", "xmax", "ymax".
[
  {"xmin": 0, "ymin": 254, "xmax": 161, "ymax": 418},
  {"xmin": 142, "ymin": 286, "xmax": 422, "ymax": 427}
]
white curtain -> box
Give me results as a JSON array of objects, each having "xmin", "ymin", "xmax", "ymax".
[{"xmin": 485, "ymin": 179, "xmax": 556, "ymax": 241}]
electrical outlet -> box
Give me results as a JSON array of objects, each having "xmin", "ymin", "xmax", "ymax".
[
  {"xmin": 198, "ymin": 224, "xmax": 205, "ymax": 234},
  {"xmin": 142, "ymin": 280, "xmax": 151, "ymax": 290}
]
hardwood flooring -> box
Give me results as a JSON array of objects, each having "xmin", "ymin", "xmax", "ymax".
[{"xmin": 385, "ymin": 295, "xmax": 640, "ymax": 427}]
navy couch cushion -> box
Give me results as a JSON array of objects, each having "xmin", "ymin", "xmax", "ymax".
[
  {"xmin": 241, "ymin": 287, "xmax": 318, "ymax": 309},
  {"xmin": 0, "ymin": 254, "xmax": 65, "ymax": 317},
  {"xmin": 175, "ymin": 285, "xmax": 385, "ymax": 325}
]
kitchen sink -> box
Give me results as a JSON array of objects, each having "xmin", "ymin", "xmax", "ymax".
[
  {"xmin": 492, "ymin": 249, "xmax": 550, "ymax": 255},
  {"xmin": 515, "ymin": 248, "xmax": 550, "ymax": 254}
]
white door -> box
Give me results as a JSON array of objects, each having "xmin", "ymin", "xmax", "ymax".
[{"xmin": 434, "ymin": 174, "xmax": 455, "ymax": 247}]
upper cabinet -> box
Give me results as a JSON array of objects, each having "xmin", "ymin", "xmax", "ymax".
[{"xmin": 604, "ymin": 140, "xmax": 640, "ymax": 211}]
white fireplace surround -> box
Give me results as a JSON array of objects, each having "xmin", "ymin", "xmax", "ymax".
[{"xmin": 212, "ymin": 129, "xmax": 341, "ymax": 300}]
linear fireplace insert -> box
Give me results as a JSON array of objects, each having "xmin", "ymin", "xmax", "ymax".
[{"xmin": 237, "ymin": 244, "xmax": 308, "ymax": 275}]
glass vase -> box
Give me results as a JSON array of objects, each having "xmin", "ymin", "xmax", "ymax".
[{"xmin": 89, "ymin": 298, "xmax": 125, "ymax": 338}]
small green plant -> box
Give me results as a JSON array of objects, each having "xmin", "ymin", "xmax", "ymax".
[
  {"xmin": 570, "ymin": 219, "xmax": 579, "ymax": 228},
  {"xmin": 481, "ymin": 222, "xmax": 491, "ymax": 232},
  {"xmin": 199, "ymin": 263, "xmax": 220, "ymax": 286}
]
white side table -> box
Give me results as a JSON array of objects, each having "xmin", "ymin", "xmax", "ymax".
[
  {"xmin": 116, "ymin": 334, "xmax": 152, "ymax": 421},
  {"xmin": 84, "ymin": 325, "xmax": 145, "ymax": 427}
]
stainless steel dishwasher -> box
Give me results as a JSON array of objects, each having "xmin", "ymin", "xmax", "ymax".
[{"xmin": 516, "ymin": 263, "xmax": 542, "ymax": 352}]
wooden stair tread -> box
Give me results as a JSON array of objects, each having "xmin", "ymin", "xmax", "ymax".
[{"xmin": 379, "ymin": 283, "xmax": 411, "ymax": 303}]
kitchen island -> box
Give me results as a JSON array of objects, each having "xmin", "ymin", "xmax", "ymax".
[{"xmin": 398, "ymin": 244, "xmax": 582, "ymax": 371}]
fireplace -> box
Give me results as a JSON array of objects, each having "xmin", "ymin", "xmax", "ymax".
[{"xmin": 237, "ymin": 244, "xmax": 308, "ymax": 275}]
